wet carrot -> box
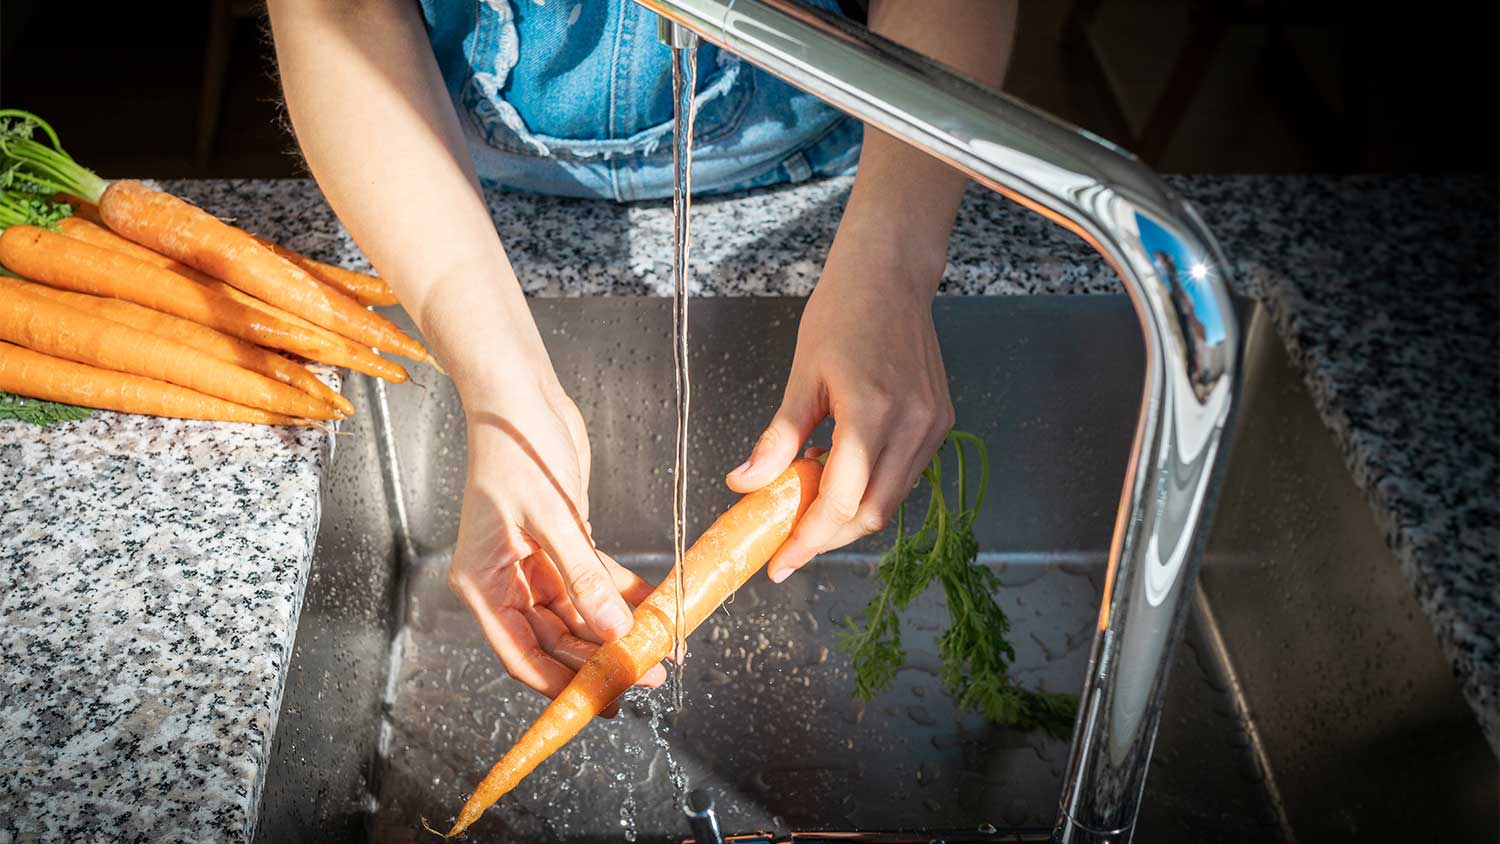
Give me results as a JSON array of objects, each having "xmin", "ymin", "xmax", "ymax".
[
  {"xmin": 446, "ymin": 458, "xmax": 825, "ymax": 837},
  {"xmin": 0, "ymin": 340, "xmax": 310, "ymax": 426},
  {"xmin": 97, "ymin": 179, "xmax": 429, "ymax": 361},
  {"xmin": 0, "ymin": 225, "xmax": 340, "ymax": 362},
  {"xmin": 0, "ymin": 282, "xmax": 339, "ymax": 420},
  {"xmin": 0, "ymin": 275, "xmax": 353, "ymax": 416}
]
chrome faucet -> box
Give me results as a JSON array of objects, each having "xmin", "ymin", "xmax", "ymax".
[{"xmin": 641, "ymin": 2, "xmax": 1241, "ymax": 842}]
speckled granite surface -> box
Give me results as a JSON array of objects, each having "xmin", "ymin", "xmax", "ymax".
[
  {"xmin": 0, "ymin": 174, "xmax": 1493, "ymax": 841},
  {"xmin": 0, "ymin": 400, "xmax": 336, "ymax": 842}
]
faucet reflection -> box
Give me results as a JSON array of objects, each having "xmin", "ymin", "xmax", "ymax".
[{"xmin": 637, "ymin": 2, "xmax": 1241, "ymax": 841}]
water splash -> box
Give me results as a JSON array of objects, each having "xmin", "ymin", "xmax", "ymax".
[
  {"xmin": 618, "ymin": 790, "xmax": 639, "ymax": 842},
  {"xmin": 632, "ymin": 686, "xmax": 690, "ymax": 801}
]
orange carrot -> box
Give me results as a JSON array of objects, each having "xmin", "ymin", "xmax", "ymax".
[
  {"xmin": 59, "ymin": 213, "xmax": 236, "ymax": 288},
  {"xmin": 213, "ymin": 282, "xmax": 410, "ymax": 383},
  {"xmin": 0, "ymin": 283, "xmax": 340, "ymax": 420},
  {"xmin": 249, "ymin": 235, "xmax": 400, "ymax": 307},
  {"xmin": 97, "ymin": 180, "xmax": 429, "ymax": 361},
  {"xmin": 0, "ymin": 340, "xmax": 310, "ymax": 426},
  {"xmin": 61, "ymin": 201, "xmax": 401, "ymax": 309},
  {"xmin": 57, "ymin": 214, "xmax": 214, "ymax": 283},
  {"xmin": 0, "ymin": 225, "xmax": 340, "ymax": 363},
  {"xmin": 55, "ymin": 195, "xmax": 104, "ymax": 225},
  {"xmin": 0, "ymin": 275, "xmax": 353, "ymax": 416},
  {"xmin": 446, "ymin": 458, "xmax": 825, "ymax": 836},
  {"xmin": 56, "ymin": 216, "xmax": 409, "ymax": 383}
]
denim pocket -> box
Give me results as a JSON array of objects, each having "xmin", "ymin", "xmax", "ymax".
[{"xmin": 461, "ymin": 1, "xmax": 752, "ymax": 162}]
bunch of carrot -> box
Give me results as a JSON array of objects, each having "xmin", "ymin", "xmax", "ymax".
[{"xmin": 0, "ymin": 109, "xmax": 434, "ymax": 427}]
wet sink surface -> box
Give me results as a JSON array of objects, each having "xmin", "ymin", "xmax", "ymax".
[
  {"xmin": 258, "ymin": 297, "xmax": 1496, "ymax": 843},
  {"xmin": 378, "ymin": 553, "xmax": 1119, "ymax": 842}
]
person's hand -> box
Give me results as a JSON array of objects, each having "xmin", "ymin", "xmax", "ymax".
[
  {"xmin": 447, "ymin": 371, "xmax": 667, "ymax": 705},
  {"xmin": 725, "ymin": 220, "xmax": 954, "ymax": 584}
]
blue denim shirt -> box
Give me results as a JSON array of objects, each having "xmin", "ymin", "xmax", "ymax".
[{"xmin": 419, "ymin": 0, "xmax": 862, "ymax": 201}]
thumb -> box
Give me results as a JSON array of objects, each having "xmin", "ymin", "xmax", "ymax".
[{"xmin": 727, "ymin": 383, "xmax": 821, "ymax": 493}]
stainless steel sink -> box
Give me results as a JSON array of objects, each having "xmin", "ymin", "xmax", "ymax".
[{"xmin": 255, "ymin": 297, "xmax": 1496, "ymax": 843}]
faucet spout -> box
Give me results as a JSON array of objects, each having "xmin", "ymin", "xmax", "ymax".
[
  {"xmin": 634, "ymin": 1, "xmax": 1241, "ymax": 840},
  {"xmin": 658, "ymin": 15, "xmax": 701, "ymax": 50}
]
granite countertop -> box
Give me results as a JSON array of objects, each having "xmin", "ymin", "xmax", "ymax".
[
  {"xmin": 1, "ymin": 174, "xmax": 1494, "ymax": 841},
  {"xmin": 0, "ymin": 403, "xmax": 336, "ymax": 840}
]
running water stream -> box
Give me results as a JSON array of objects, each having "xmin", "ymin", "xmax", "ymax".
[{"xmin": 667, "ymin": 40, "xmax": 698, "ymax": 710}]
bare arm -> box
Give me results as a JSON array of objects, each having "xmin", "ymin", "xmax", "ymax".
[
  {"xmin": 844, "ymin": 0, "xmax": 1016, "ymax": 282},
  {"xmin": 267, "ymin": 0, "xmax": 663, "ymax": 699},
  {"xmin": 729, "ymin": 0, "xmax": 1019, "ymax": 580},
  {"xmin": 265, "ymin": 0, "xmax": 534, "ymax": 387}
]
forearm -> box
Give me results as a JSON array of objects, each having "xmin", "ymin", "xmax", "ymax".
[
  {"xmin": 838, "ymin": 0, "xmax": 1019, "ymax": 288},
  {"xmin": 266, "ymin": 0, "xmax": 545, "ymax": 395}
]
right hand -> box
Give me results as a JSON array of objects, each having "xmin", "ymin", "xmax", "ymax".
[{"xmin": 446, "ymin": 371, "xmax": 668, "ymax": 702}]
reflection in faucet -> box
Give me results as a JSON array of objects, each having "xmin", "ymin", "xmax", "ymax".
[{"xmin": 637, "ymin": 2, "xmax": 1241, "ymax": 841}]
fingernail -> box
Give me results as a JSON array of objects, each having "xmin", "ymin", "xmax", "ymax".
[
  {"xmin": 729, "ymin": 459, "xmax": 752, "ymax": 477},
  {"xmin": 598, "ymin": 602, "xmax": 634, "ymax": 638},
  {"xmin": 770, "ymin": 567, "xmax": 790, "ymax": 584}
]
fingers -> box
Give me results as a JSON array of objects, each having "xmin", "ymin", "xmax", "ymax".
[
  {"xmin": 767, "ymin": 401, "xmax": 954, "ymax": 584},
  {"xmin": 558, "ymin": 398, "xmax": 593, "ymax": 523},
  {"xmin": 726, "ymin": 381, "xmax": 823, "ymax": 493},
  {"xmin": 599, "ymin": 549, "xmax": 656, "ymax": 608},
  {"xmin": 539, "ymin": 549, "xmax": 652, "ymax": 639},
  {"xmin": 766, "ymin": 430, "xmax": 879, "ymax": 583},
  {"xmin": 525, "ymin": 503, "xmax": 635, "ymax": 642},
  {"xmin": 461, "ymin": 589, "xmax": 575, "ymax": 700},
  {"xmin": 456, "ymin": 558, "xmax": 665, "ymax": 710},
  {"xmin": 524, "ymin": 603, "xmax": 663, "ymax": 686},
  {"xmin": 851, "ymin": 420, "xmax": 944, "ymax": 539},
  {"xmin": 525, "ymin": 605, "xmax": 598, "ymax": 671}
]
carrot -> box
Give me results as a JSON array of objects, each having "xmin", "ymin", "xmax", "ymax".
[
  {"xmin": 213, "ymin": 282, "xmax": 411, "ymax": 383},
  {"xmin": 446, "ymin": 458, "xmax": 825, "ymax": 837},
  {"xmin": 55, "ymin": 195, "xmax": 399, "ymax": 307},
  {"xmin": 0, "ymin": 340, "xmax": 310, "ymax": 426},
  {"xmin": 0, "ymin": 225, "xmax": 341, "ymax": 363},
  {"xmin": 59, "ymin": 195, "xmax": 401, "ymax": 309},
  {"xmin": 54, "ymin": 195, "xmax": 104, "ymax": 225},
  {"xmin": 249, "ymin": 235, "xmax": 400, "ymax": 307},
  {"xmin": 3, "ymin": 113, "xmax": 417, "ymax": 377},
  {"xmin": 0, "ymin": 275, "xmax": 353, "ymax": 416},
  {"xmin": 55, "ymin": 216, "xmax": 409, "ymax": 383},
  {"xmin": 0, "ymin": 282, "xmax": 340, "ymax": 420},
  {"xmin": 0, "ymin": 117, "xmax": 424, "ymax": 361},
  {"xmin": 97, "ymin": 179, "xmax": 430, "ymax": 361}
]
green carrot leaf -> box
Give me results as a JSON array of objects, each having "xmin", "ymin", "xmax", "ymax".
[
  {"xmin": 0, "ymin": 110, "xmax": 108, "ymax": 202},
  {"xmin": 0, "ymin": 390, "xmax": 92, "ymax": 426},
  {"xmin": 837, "ymin": 431, "xmax": 1078, "ymax": 738}
]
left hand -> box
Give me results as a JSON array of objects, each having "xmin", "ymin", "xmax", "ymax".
[{"xmin": 725, "ymin": 222, "xmax": 954, "ymax": 583}]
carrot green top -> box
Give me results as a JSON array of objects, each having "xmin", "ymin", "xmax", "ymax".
[
  {"xmin": 0, "ymin": 189, "xmax": 72, "ymax": 232},
  {"xmin": 0, "ymin": 110, "xmax": 109, "ymax": 204},
  {"xmin": 838, "ymin": 431, "xmax": 1078, "ymax": 738}
]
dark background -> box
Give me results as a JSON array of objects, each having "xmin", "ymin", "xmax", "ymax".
[{"xmin": 1, "ymin": 0, "xmax": 1496, "ymax": 179}]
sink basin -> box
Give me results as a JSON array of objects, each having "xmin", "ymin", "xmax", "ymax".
[{"xmin": 256, "ymin": 297, "xmax": 1496, "ymax": 843}]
